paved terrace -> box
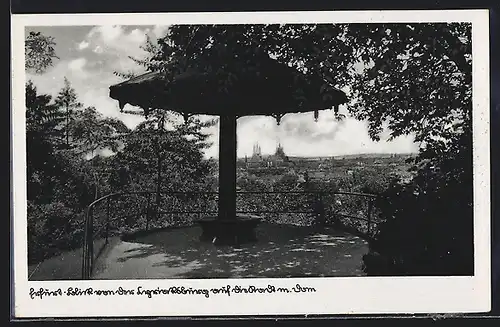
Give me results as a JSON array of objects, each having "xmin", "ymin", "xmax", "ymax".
[{"xmin": 29, "ymin": 223, "xmax": 369, "ymax": 280}]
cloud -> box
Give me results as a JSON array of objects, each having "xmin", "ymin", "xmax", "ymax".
[
  {"xmin": 230, "ymin": 113, "xmax": 418, "ymax": 159},
  {"xmin": 88, "ymin": 25, "xmax": 124, "ymax": 44},
  {"xmin": 70, "ymin": 25, "xmax": 171, "ymax": 79},
  {"xmin": 26, "ymin": 26, "xmax": 153, "ymax": 129},
  {"xmin": 68, "ymin": 57, "xmax": 87, "ymax": 70},
  {"xmin": 77, "ymin": 40, "xmax": 89, "ymax": 50},
  {"xmin": 26, "ymin": 65, "xmax": 67, "ymax": 97},
  {"xmin": 79, "ymin": 88, "xmax": 145, "ymax": 129},
  {"xmin": 85, "ymin": 25, "xmax": 166, "ymax": 53},
  {"xmin": 151, "ymin": 25, "xmax": 169, "ymax": 38},
  {"xmin": 67, "ymin": 57, "xmax": 90, "ymax": 79},
  {"xmin": 143, "ymin": 25, "xmax": 169, "ymax": 38},
  {"xmin": 84, "ymin": 25, "xmax": 149, "ymax": 72},
  {"xmin": 26, "ymin": 56, "xmax": 132, "ymax": 125},
  {"xmin": 27, "ymin": 60, "xmax": 90, "ymax": 97},
  {"xmin": 278, "ymin": 112, "xmax": 347, "ymax": 142}
]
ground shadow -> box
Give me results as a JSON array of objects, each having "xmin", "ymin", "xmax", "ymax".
[{"xmin": 94, "ymin": 223, "xmax": 368, "ymax": 279}]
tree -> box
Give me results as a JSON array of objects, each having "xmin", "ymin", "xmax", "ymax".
[
  {"xmin": 25, "ymin": 32, "xmax": 63, "ymax": 202},
  {"xmin": 54, "ymin": 77, "xmax": 83, "ymax": 148},
  {"xmin": 25, "ymin": 82, "xmax": 95, "ymax": 207},
  {"xmin": 25, "ymin": 31, "xmax": 59, "ymax": 74},
  {"xmin": 366, "ymin": 132, "xmax": 473, "ymax": 275},
  {"xmin": 25, "ymin": 84, "xmax": 93, "ymax": 262},
  {"xmin": 68, "ymin": 106, "xmax": 131, "ymax": 199},
  {"xmin": 113, "ymin": 109, "xmax": 213, "ymax": 184},
  {"xmin": 71, "ymin": 106, "xmax": 130, "ymax": 157},
  {"xmin": 337, "ymin": 24, "xmax": 473, "ymax": 275},
  {"xmin": 343, "ymin": 23, "xmax": 471, "ymax": 144},
  {"xmin": 26, "ymin": 69, "xmax": 128, "ymax": 261},
  {"xmin": 25, "ymin": 81, "xmax": 64, "ymax": 202},
  {"xmin": 107, "ymin": 108, "xmax": 216, "ymax": 223}
]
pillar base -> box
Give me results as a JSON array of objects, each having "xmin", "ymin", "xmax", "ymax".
[{"xmin": 196, "ymin": 215, "xmax": 261, "ymax": 246}]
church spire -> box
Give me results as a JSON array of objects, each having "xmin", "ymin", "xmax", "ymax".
[
  {"xmin": 275, "ymin": 141, "xmax": 285, "ymax": 159},
  {"xmin": 252, "ymin": 142, "xmax": 262, "ymax": 157}
]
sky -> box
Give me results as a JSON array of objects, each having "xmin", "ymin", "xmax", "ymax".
[{"xmin": 25, "ymin": 25, "xmax": 419, "ymax": 158}]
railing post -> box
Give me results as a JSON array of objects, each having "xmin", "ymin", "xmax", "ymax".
[
  {"xmin": 329, "ymin": 193, "xmax": 340, "ymax": 228},
  {"xmin": 329, "ymin": 193, "xmax": 335, "ymax": 226},
  {"xmin": 367, "ymin": 198, "xmax": 373, "ymax": 236},
  {"xmin": 146, "ymin": 193, "xmax": 151, "ymax": 231},
  {"xmin": 88, "ymin": 206, "xmax": 94, "ymax": 277},
  {"xmin": 316, "ymin": 193, "xmax": 325, "ymax": 226},
  {"xmin": 82, "ymin": 207, "xmax": 89, "ymax": 279},
  {"xmin": 155, "ymin": 187, "xmax": 161, "ymax": 222},
  {"xmin": 106, "ymin": 197, "xmax": 110, "ymax": 244},
  {"xmin": 198, "ymin": 193, "xmax": 202, "ymax": 220}
]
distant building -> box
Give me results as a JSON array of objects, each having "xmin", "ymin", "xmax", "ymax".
[
  {"xmin": 266, "ymin": 142, "xmax": 288, "ymax": 167},
  {"xmin": 252, "ymin": 143, "xmax": 262, "ymax": 158},
  {"xmin": 274, "ymin": 142, "xmax": 286, "ymax": 159},
  {"xmin": 245, "ymin": 143, "xmax": 263, "ymax": 168}
]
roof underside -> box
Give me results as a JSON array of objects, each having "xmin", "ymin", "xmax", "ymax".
[{"xmin": 109, "ymin": 58, "xmax": 348, "ymax": 117}]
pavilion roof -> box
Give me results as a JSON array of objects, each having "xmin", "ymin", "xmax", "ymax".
[{"xmin": 109, "ymin": 55, "xmax": 347, "ymax": 119}]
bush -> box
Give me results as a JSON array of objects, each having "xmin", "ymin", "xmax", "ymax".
[
  {"xmin": 237, "ymin": 174, "xmax": 270, "ymax": 192},
  {"xmin": 273, "ymin": 173, "xmax": 299, "ymax": 191},
  {"xmin": 363, "ymin": 130, "xmax": 473, "ymax": 276},
  {"xmin": 353, "ymin": 168, "xmax": 399, "ymax": 195},
  {"xmin": 365, "ymin": 184, "xmax": 473, "ymax": 275}
]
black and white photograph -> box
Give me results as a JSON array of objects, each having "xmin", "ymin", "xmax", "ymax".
[{"xmin": 11, "ymin": 10, "xmax": 491, "ymax": 317}]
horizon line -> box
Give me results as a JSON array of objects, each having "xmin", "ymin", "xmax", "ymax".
[{"xmin": 205, "ymin": 151, "xmax": 419, "ymax": 159}]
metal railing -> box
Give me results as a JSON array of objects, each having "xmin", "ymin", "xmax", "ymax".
[{"xmin": 81, "ymin": 190, "xmax": 382, "ymax": 279}]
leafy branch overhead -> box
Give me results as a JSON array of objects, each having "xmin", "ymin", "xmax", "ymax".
[{"xmin": 118, "ymin": 23, "xmax": 471, "ymax": 146}]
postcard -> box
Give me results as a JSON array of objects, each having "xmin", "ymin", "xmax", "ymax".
[{"xmin": 11, "ymin": 9, "xmax": 491, "ymax": 317}]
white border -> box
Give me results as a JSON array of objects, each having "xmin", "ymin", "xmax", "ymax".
[{"xmin": 11, "ymin": 10, "xmax": 491, "ymax": 317}]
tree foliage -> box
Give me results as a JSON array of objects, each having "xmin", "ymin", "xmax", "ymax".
[
  {"xmin": 26, "ymin": 81, "xmax": 64, "ymax": 202},
  {"xmin": 344, "ymin": 23, "xmax": 471, "ymax": 144},
  {"xmin": 71, "ymin": 106, "xmax": 130, "ymax": 156},
  {"xmin": 26, "ymin": 82, "xmax": 93, "ymax": 262},
  {"xmin": 54, "ymin": 77, "xmax": 83, "ymax": 148},
  {"xmin": 26, "ymin": 82, "xmax": 126, "ymax": 262},
  {"xmin": 108, "ymin": 109, "xmax": 215, "ymax": 192},
  {"xmin": 143, "ymin": 24, "xmax": 471, "ymax": 143},
  {"xmin": 340, "ymin": 24, "xmax": 473, "ymax": 275}
]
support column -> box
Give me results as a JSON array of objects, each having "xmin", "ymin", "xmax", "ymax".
[
  {"xmin": 218, "ymin": 114, "xmax": 237, "ymax": 220},
  {"xmin": 197, "ymin": 114, "xmax": 259, "ymax": 245}
]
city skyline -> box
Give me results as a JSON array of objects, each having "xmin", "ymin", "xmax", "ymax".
[{"xmin": 233, "ymin": 141, "xmax": 416, "ymax": 160}]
